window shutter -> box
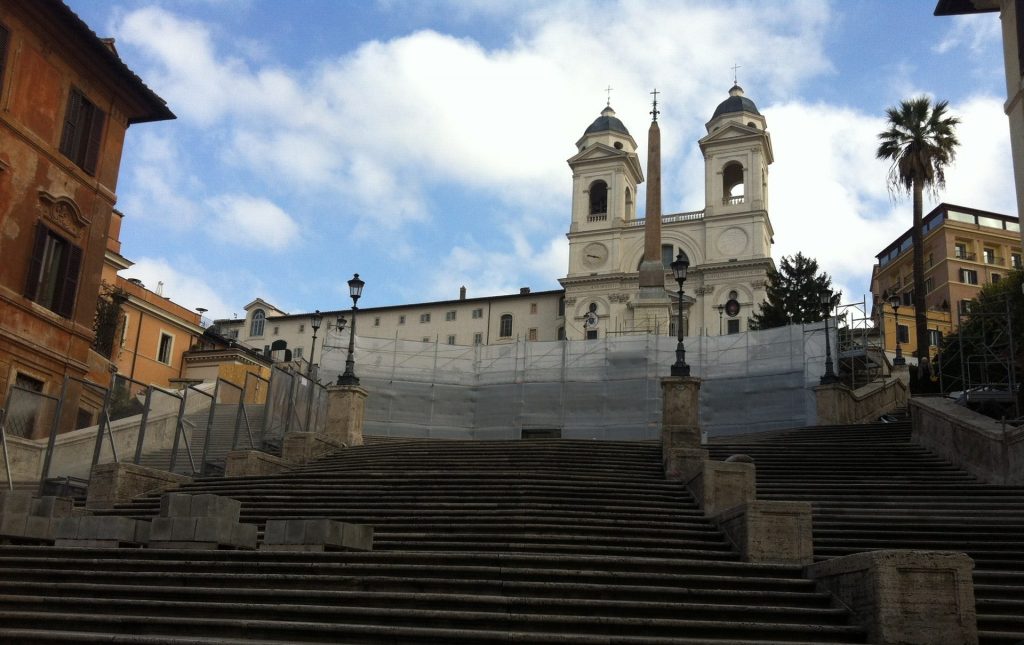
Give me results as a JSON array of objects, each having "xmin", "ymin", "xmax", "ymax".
[
  {"xmin": 24, "ymin": 225, "xmax": 49, "ymax": 301},
  {"xmin": 57, "ymin": 243, "xmax": 82, "ymax": 319},
  {"xmin": 60, "ymin": 89, "xmax": 83, "ymax": 158},
  {"xmin": 0, "ymin": 24, "xmax": 10, "ymax": 92},
  {"xmin": 82, "ymin": 106, "xmax": 105, "ymax": 176}
]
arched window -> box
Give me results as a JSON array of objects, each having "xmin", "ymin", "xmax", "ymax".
[
  {"xmin": 589, "ymin": 180, "xmax": 608, "ymax": 215},
  {"xmin": 250, "ymin": 309, "xmax": 265, "ymax": 337},
  {"xmin": 722, "ymin": 162, "xmax": 744, "ymax": 202},
  {"xmin": 499, "ymin": 314, "xmax": 513, "ymax": 338},
  {"xmin": 625, "ymin": 187, "xmax": 633, "ymax": 219}
]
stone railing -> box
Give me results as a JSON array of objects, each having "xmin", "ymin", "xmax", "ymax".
[
  {"xmin": 815, "ymin": 377, "xmax": 908, "ymax": 425},
  {"xmin": 910, "ymin": 396, "xmax": 1024, "ymax": 486},
  {"xmin": 627, "ymin": 210, "xmax": 704, "ymax": 228}
]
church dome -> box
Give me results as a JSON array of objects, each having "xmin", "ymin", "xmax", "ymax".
[
  {"xmin": 711, "ymin": 85, "xmax": 760, "ymax": 119},
  {"xmin": 584, "ymin": 106, "xmax": 630, "ymax": 136}
]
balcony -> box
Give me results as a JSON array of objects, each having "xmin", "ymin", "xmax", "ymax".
[
  {"xmin": 586, "ymin": 213, "xmax": 607, "ymax": 222},
  {"xmin": 954, "ymin": 251, "xmax": 976, "ymax": 261},
  {"xmin": 984, "ymin": 255, "xmax": 1005, "ymax": 266},
  {"xmin": 722, "ymin": 195, "xmax": 744, "ymax": 206}
]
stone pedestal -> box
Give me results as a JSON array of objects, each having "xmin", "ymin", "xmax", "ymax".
[
  {"xmin": 661, "ymin": 376, "xmax": 702, "ymax": 473},
  {"xmin": 0, "ymin": 492, "xmax": 74, "ymax": 544},
  {"xmin": 86, "ymin": 462, "xmax": 191, "ymax": 510},
  {"xmin": 686, "ymin": 460, "xmax": 755, "ymax": 516},
  {"xmin": 325, "ymin": 385, "xmax": 368, "ymax": 446},
  {"xmin": 665, "ymin": 447, "xmax": 708, "ymax": 481},
  {"xmin": 281, "ymin": 432, "xmax": 348, "ymax": 465},
  {"xmin": 715, "ymin": 501, "xmax": 814, "ymax": 565},
  {"xmin": 148, "ymin": 492, "xmax": 257, "ymax": 550},
  {"xmin": 806, "ymin": 550, "xmax": 977, "ymax": 645},
  {"xmin": 261, "ymin": 518, "xmax": 373, "ymax": 552},
  {"xmin": 224, "ymin": 450, "xmax": 294, "ymax": 477},
  {"xmin": 55, "ymin": 515, "xmax": 150, "ymax": 548},
  {"xmin": 892, "ymin": 362, "xmax": 911, "ymax": 389}
]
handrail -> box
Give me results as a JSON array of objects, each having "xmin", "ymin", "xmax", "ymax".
[{"xmin": 0, "ymin": 406, "xmax": 12, "ymax": 491}]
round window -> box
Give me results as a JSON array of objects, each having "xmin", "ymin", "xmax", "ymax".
[{"xmin": 725, "ymin": 299, "xmax": 740, "ymax": 317}]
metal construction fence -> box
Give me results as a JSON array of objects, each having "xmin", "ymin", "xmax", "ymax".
[
  {"xmin": 319, "ymin": 322, "xmax": 836, "ymax": 440},
  {"xmin": 0, "ymin": 368, "xmax": 290, "ymax": 491}
]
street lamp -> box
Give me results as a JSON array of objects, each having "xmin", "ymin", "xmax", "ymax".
[
  {"xmin": 304, "ymin": 310, "xmax": 323, "ymax": 432},
  {"xmin": 820, "ymin": 291, "xmax": 839, "ymax": 384},
  {"xmin": 337, "ymin": 274, "xmax": 364, "ymax": 386},
  {"xmin": 888, "ymin": 293, "xmax": 905, "ymax": 366},
  {"xmin": 715, "ymin": 304, "xmax": 724, "ymax": 335},
  {"xmin": 670, "ymin": 252, "xmax": 690, "ymax": 377}
]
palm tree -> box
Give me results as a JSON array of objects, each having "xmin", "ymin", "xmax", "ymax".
[{"xmin": 877, "ymin": 96, "xmax": 960, "ymax": 369}]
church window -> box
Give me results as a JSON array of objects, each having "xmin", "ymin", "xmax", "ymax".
[
  {"xmin": 528, "ymin": 328, "xmax": 538, "ymax": 341},
  {"xmin": 24, "ymin": 224, "xmax": 82, "ymax": 319},
  {"xmin": 499, "ymin": 314, "xmax": 513, "ymax": 338},
  {"xmin": 625, "ymin": 187, "xmax": 634, "ymax": 220},
  {"xmin": 728, "ymin": 290, "xmax": 738, "ymax": 300},
  {"xmin": 250, "ymin": 310, "xmax": 265, "ymax": 337},
  {"xmin": 474, "ymin": 332, "xmax": 483, "ymax": 345},
  {"xmin": 558, "ymin": 298, "xmax": 565, "ymax": 317},
  {"xmin": 273, "ymin": 326, "xmax": 279, "ymax": 335},
  {"xmin": 614, "ymin": 141, "xmax": 623, "ymax": 149},
  {"xmin": 589, "ymin": 180, "xmax": 608, "ymax": 215},
  {"xmin": 727, "ymin": 319, "xmax": 740, "ymax": 335},
  {"xmin": 722, "ymin": 161, "xmax": 744, "ymax": 203},
  {"xmin": 447, "ymin": 335, "xmax": 456, "ymax": 345},
  {"xmin": 60, "ymin": 87, "xmax": 106, "ymax": 176}
]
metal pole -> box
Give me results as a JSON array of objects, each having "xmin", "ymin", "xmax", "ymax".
[
  {"xmin": 90, "ymin": 377, "xmax": 117, "ymax": 469},
  {"xmin": 133, "ymin": 387, "xmax": 155, "ymax": 464},
  {"xmin": 338, "ymin": 305, "xmax": 360, "ymax": 385},
  {"xmin": 1, "ymin": 406, "xmax": 13, "ymax": 491},
  {"xmin": 38, "ymin": 377, "xmax": 70, "ymax": 496}
]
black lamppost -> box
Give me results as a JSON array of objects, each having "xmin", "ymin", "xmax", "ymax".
[
  {"xmin": 337, "ymin": 274, "xmax": 364, "ymax": 386},
  {"xmin": 304, "ymin": 310, "xmax": 323, "ymax": 432},
  {"xmin": 670, "ymin": 252, "xmax": 690, "ymax": 377},
  {"xmin": 889, "ymin": 293, "xmax": 905, "ymax": 366},
  {"xmin": 820, "ymin": 291, "xmax": 839, "ymax": 384},
  {"xmin": 716, "ymin": 304, "xmax": 724, "ymax": 335}
]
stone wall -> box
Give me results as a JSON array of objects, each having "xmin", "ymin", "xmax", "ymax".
[
  {"xmin": 816, "ymin": 377, "xmax": 907, "ymax": 426},
  {"xmin": 910, "ymin": 396, "xmax": 1024, "ymax": 486}
]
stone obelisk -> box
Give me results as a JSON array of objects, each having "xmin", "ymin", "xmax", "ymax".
[{"xmin": 634, "ymin": 89, "xmax": 672, "ymax": 333}]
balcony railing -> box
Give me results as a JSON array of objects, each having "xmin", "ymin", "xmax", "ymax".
[
  {"xmin": 586, "ymin": 213, "xmax": 607, "ymax": 222},
  {"xmin": 628, "ymin": 210, "xmax": 705, "ymax": 228},
  {"xmin": 954, "ymin": 251, "xmax": 976, "ymax": 261},
  {"xmin": 984, "ymin": 255, "xmax": 1005, "ymax": 266},
  {"xmin": 723, "ymin": 195, "xmax": 744, "ymax": 206}
]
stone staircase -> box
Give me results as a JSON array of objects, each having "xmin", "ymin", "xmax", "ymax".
[
  {"xmin": 709, "ymin": 421, "xmax": 1024, "ymax": 645},
  {"xmin": 0, "ymin": 439, "xmax": 867, "ymax": 643},
  {"xmin": 136, "ymin": 404, "xmax": 266, "ymax": 475}
]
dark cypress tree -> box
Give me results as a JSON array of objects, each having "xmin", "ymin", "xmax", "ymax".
[{"xmin": 750, "ymin": 252, "xmax": 839, "ymax": 330}]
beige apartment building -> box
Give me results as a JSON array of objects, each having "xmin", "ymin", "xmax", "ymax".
[{"xmin": 870, "ymin": 203, "xmax": 1021, "ymax": 359}]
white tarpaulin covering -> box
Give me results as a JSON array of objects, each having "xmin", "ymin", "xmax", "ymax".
[{"xmin": 319, "ymin": 321, "xmax": 834, "ymax": 439}]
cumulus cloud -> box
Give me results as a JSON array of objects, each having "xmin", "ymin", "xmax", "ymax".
[
  {"xmin": 934, "ymin": 14, "xmax": 1002, "ymax": 57},
  {"xmin": 122, "ymin": 257, "xmax": 235, "ymax": 320},
  {"xmin": 205, "ymin": 195, "xmax": 301, "ymax": 251}
]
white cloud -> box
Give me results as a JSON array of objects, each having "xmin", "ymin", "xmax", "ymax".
[
  {"xmin": 205, "ymin": 195, "xmax": 301, "ymax": 251},
  {"xmin": 942, "ymin": 96, "xmax": 1016, "ymax": 215},
  {"xmin": 114, "ymin": 1, "xmax": 835, "ymax": 230},
  {"xmin": 122, "ymin": 257, "xmax": 234, "ymax": 320},
  {"xmin": 934, "ymin": 14, "xmax": 1002, "ymax": 57}
]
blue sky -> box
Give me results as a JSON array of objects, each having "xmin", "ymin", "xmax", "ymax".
[{"xmin": 65, "ymin": 0, "xmax": 1010, "ymax": 321}]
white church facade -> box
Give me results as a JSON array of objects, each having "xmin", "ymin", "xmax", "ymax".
[{"xmin": 215, "ymin": 86, "xmax": 776, "ymax": 358}]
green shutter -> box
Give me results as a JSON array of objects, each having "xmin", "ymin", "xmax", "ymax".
[
  {"xmin": 23, "ymin": 225, "xmax": 48, "ymax": 301},
  {"xmin": 57, "ymin": 243, "xmax": 82, "ymax": 319},
  {"xmin": 59, "ymin": 89, "xmax": 83, "ymax": 159},
  {"xmin": 82, "ymin": 105, "xmax": 105, "ymax": 176}
]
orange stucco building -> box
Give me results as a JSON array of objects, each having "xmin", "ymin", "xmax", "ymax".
[{"xmin": 0, "ymin": 0, "xmax": 173, "ymax": 429}]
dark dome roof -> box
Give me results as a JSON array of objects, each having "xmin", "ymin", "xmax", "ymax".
[
  {"xmin": 584, "ymin": 106, "xmax": 630, "ymax": 136},
  {"xmin": 712, "ymin": 84, "xmax": 760, "ymax": 119}
]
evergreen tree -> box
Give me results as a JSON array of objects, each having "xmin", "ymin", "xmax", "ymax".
[{"xmin": 750, "ymin": 253, "xmax": 839, "ymax": 330}]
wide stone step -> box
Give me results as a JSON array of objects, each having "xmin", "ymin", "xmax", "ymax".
[
  {"xmin": 0, "ymin": 608, "xmax": 867, "ymax": 643},
  {"xmin": 0, "ymin": 587, "xmax": 852, "ymax": 624}
]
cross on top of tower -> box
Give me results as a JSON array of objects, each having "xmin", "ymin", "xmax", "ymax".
[
  {"xmin": 650, "ymin": 88, "xmax": 660, "ymax": 122},
  {"xmin": 605, "ymin": 85, "xmax": 613, "ymax": 107},
  {"xmin": 731, "ymin": 63, "xmax": 741, "ymax": 86}
]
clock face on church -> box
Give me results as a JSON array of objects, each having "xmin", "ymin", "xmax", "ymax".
[{"xmin": 582, "ymin": 243, "xmax": 609, "ymax": 268}]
